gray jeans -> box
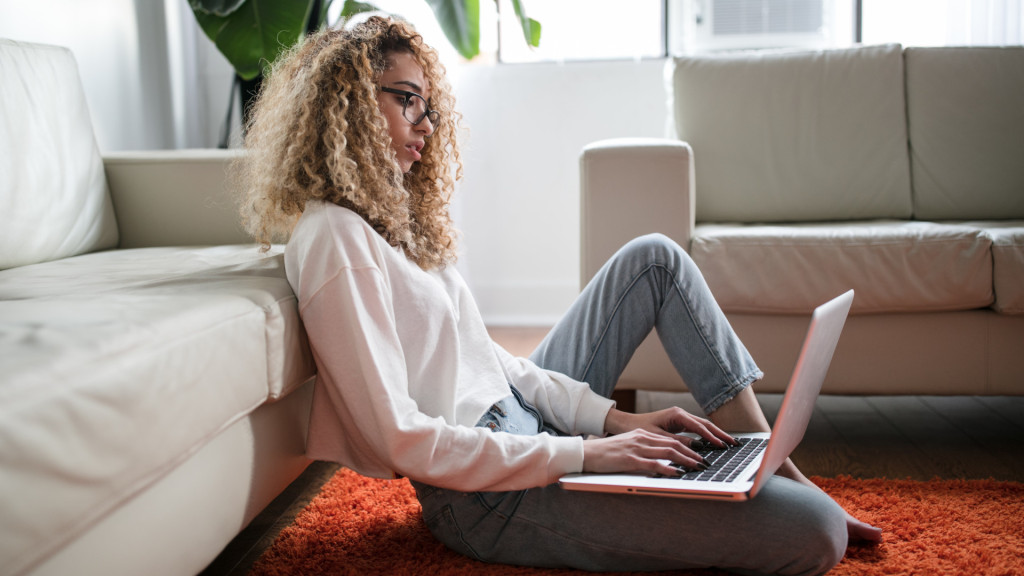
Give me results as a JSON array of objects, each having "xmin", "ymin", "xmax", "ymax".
[{"xmin": 412, "ymin": 234, "xmax": 847, "ymax": 575}]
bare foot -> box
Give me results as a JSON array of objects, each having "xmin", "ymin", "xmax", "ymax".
[
  {"xmin": 845, "ymin": 510, "xmax": 883, "ymax": 543},
  {"xmin": 707, "ymin": 389, "xmax": 882, "ymax": 544},
  {"xmin": 777, "ymin": 459, "xmax": 883, "ymax": 544}
]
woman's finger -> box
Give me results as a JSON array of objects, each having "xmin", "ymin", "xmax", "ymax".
[
  {"xmin": 682, "ymin": 414, "xmax": 738, "ymax": 447},
  {"xmin": 635, "ymin": 430, "xmax": 708, "ymax": 469}
]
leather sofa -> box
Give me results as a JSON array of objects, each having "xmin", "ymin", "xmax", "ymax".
[
  {"xmin": 0, "ymin": 40, "xmax": 316, "ymax": 575},
  {"xmin": 581, "ymin": 44, "xmax": 1024, "ymax": 396}
]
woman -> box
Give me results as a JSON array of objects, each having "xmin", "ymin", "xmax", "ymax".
[{"xmin": 237, "ymin": 16, "xmax": 880, "ymax": 575}]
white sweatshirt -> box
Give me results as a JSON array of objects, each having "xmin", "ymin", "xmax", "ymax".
[{"xmin": 284, "ymin": 201, "xmax": 614, "ymax": 492}]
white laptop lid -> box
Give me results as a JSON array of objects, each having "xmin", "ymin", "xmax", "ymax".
[
  {"xmin": 746, "ymin": 288, "xmax": 853, "ymax": 497},
  {"xmin": 559, "ymin": 290, "xmax": 854, "ymax": 501}
]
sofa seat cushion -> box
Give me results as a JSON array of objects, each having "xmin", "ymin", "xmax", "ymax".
[
  {"xmin": 0, "ymin": 245, "xmax": 314, "ymax": 574},
  {"xmin": 690, "ymin": 220, "xmax": 993, "ymax": 314},
  {"xmin": 0, "ymin": 245, "xmax": 313, "ymax": 399},
  {"xmin": 957, "ymin": 221, "xmax": 1024, "ymax": 315}
]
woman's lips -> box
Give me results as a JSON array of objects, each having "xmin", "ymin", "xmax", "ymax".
[{"xmin": 406, "ymin": 143, "xmax": 422, "ymax": 162}]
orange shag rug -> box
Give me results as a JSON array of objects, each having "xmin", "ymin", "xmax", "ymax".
[{"xmin": 249, "ymin": 469, "xmax": 1024, "ymax": 575}]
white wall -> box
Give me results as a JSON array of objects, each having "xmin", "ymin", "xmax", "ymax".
[
  {"xmin": 451, "ymin": 59, "xmax": 670, "ymax": 324},
  {"xmin": 0, "ymin": 0, "xmax": 179, "ymax": 151},
  {"xmin": 0, "ymin": 0, "xmax": 236, "ymax": 151}
]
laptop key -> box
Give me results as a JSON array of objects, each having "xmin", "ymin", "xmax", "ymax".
[{"xmin": 672, "ymin": 438, "xmax": 766, "ymax": 482}]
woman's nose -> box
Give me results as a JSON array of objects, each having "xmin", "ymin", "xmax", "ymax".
[{"xmin": 417, "ymin": 117, "xmax": 435, "ymax": 136}]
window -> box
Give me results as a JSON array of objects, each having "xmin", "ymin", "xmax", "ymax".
[
  {"xmin": 669, "ymin": 0, "xmax": 855, "ymax": 53},
  {"xmin": 498, "ymin": 0, "xmax": 854, "ymax": 61},
  {"xmin": 713, "ymin": 0, "xmax": 826, "ymax": 35},
  {"xmin": 861, "ymin": 0, "xmax": 1023, "ymax": 46},
  {"xmin": 496, "ymin": 0, "xmax": 1021, "ymax": 64},
  {"xmin": 497, "ymin": 0, "xmax": 666, "ymax": 63}
]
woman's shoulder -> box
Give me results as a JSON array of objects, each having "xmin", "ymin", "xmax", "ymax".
[
  {"xmin": 290, "ymin": 201, "xmax": 397, "ymax": 269},
  {"xmin": 296, "ymin": 201, "xmax": 376, "ymax": 244},
  {"xmin": 299, "ymin": 200, "xmax": 366, "ymax": 230}
]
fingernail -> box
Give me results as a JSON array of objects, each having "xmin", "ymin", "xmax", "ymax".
[{"xmin": 697, "ymin": 462, "xmax": 709, "ymax": 471}]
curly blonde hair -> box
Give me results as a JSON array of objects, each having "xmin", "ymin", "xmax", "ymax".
[{"xmin": 236, "ymin": 16, "xmax": 462, "ymax": 269}]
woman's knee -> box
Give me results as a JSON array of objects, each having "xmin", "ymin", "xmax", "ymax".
[
  {"xmin": 622, "ymin": 232, "xmax": 680, "ymax": 254},
  {"xmin": 615, "ymin": 233, "xmax": 692, "ymax": 271},
  {"xmin": 787, "ymin": 488, "xmax": 848, "ymax": 575},
  {"xmin": 751, "ymin": 479, "xmax": 847, "ymax": 576}
]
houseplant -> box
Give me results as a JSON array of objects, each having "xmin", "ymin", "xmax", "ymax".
[{"xmin": 188, "ymin": 0, "xmax": 540, "ymax": 144}]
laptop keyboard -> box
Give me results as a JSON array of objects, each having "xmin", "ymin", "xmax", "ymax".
[{"xmin": 672, "ymin": 437, "xmax": 767, "ymax": 482}]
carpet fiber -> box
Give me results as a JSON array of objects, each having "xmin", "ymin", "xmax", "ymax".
[{"xmin": 249, "ymin": 468, "xmax": 1024, "ymax": 575}]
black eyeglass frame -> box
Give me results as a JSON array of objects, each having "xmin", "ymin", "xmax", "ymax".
[{"xmin": 380, "ymin": 86, "xmax": 440, "ymax": 127}]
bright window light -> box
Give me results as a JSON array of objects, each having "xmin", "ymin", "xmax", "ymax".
[
  {"xmin": 861, "ymin": 0, "xmax": 952, "ymax": 46},
  {"xmin": 498, "ymin": 0, "xmax": 665, "ymax": 63},
  {"xmin": 861, "ymin": 0, "xmax": 1024, "ymax": 46}
]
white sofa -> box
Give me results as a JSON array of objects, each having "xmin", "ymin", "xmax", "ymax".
[
  {"xmin": 0, "ymin": 40, "xmax": 316, "ymax": 575},
  {"xmin": 582, "ymin": 44, "xmax": 1024, "ymax": 397}
]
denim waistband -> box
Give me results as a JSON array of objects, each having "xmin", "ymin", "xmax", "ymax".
[{"xmin": 476, "ymin": 385, "xmax": 546, "ymax": 435}]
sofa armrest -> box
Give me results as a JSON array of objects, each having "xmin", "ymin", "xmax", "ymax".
[
  {"xmin": 580, "ymin": 138, "xmax": 695, "ymax": 289},
  {"xmin": 103, "ymin": 149, "xmax": 252, "ymax": 248}
]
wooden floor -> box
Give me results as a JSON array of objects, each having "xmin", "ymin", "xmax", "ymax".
[
  {"xmin": 642, "ymin": 391, "xmax": 1024, "ymax": 481},
  {"xmin": 201, "ymin": 326, "xmax": 1024, "ymax": 576}
]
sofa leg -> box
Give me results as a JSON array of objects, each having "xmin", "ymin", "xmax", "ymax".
[{"xmin": 610, "ymin": 389, "xmax": 637, "ymax": 413}]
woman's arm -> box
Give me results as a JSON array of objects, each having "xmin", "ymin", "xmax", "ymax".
[
  {"xmin": 493, "ymin": 346, "xmax": 739, "ymax": 476},
  {"xmin": 492, "ymin": 344, "xmax": 612, "ymax": 437},
  {"xmin": 301, "ymin": 268, "xmax": 588, "ymax": 492}
]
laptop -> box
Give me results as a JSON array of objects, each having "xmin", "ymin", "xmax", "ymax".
[{"xmin": 560, "ymin": 289, "xmax": 854, "ymax": 502}]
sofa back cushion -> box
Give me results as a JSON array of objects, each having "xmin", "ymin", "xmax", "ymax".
[
  {"xmin": 672, "ymin": 43, "xmax": 913, "ymax": 223},
  {"xmin": 905, "ymin": 46, "xmax": 1024, "ymax": 220},
  {"xmin": 0, "ymin": 39, "xmax": 118, "ymax": 270}
]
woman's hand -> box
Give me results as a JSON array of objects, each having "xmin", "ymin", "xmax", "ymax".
[
  {"xmin": 583, "ymin": 429, "xmax": 698, "ymax": 476},
  {"xmin": 605, "ymin": 406, "xmax": 737, "ymax": 447},
  {"xmin": 581, "ymin": 407, "xmax": 737, "ymax": 476}
]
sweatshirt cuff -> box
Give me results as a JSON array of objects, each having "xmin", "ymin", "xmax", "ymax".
[
  {"xmin": 575, "ymin": 390, "xmax": 616, "ymax": 437},
  {"xmin": 547, "ymin": 435, "xmax": 587, "ymax": 478}
]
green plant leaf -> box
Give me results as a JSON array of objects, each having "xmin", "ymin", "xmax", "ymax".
[
  {"xmin": 424, "ymin": 0, "xmax": 480, "ymax": 60},
  {"xmin": 308, "ymin": 0, "xmax": 381, "ymax": 32},
  {"xmin": 189, "ymin": 0, "xmax": 247, "ymax": 17},
  {"xmin": 340, "ymin": 0, "xmax": 381, "ymax": 20},
  {"xmin": 510, "ymin": 0, "xmax": 541, "ymax": 47},
  {"xmin": 316, "ymin": 0, "xmax": 335, "ymax": 29},
  {"xmin": 192, "ymin": 0, "xmax": 315, "ymax": 80}
]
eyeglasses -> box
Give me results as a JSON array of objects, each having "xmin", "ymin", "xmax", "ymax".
[{"xmin": 380, "ymin": 86, "xmax": 440, "ymax": 127}]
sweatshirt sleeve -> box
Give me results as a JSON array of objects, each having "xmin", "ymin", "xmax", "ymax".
[
  {"xmin": 492, "ymin": 344, "xmax": 614, "ymax": 438},
  {"xmin": 299, "ymin": 266, "xmax": 588, "ymax": 492}
]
